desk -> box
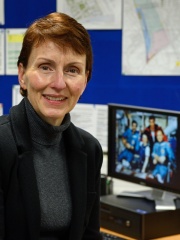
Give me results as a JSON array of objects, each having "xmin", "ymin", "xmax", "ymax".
[{"xmin": 101, "ymin": 228, "xmax": 180, "ymax": 240}]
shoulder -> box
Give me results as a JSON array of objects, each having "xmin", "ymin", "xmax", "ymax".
[
  {"xmin": 153, "ymin": 142, "xmax": 159, "ymax": 148},
  {"xmin": 162, "ymin": 141, "xmax": 170, "ymax": 148},
  {"xmin": 156, "ymin": 125, "xmax": 162, "ymax": 130},
  {"xmin": 0, "ymin": 114, "xmax": 9, "ymax": 125},
  {"xmin": 0, "ymin": 114, "xmax": 18, "ymax": 171},
  {"xmin": 0, "ymin": 114, "xmax": 15, "ymax": 147},
  {"xmin": 76, "ymin": 125, "xmax": 98, "ymax": 141},
  {"xmin": 66, "ymin": 122, "xmax": 99, "ymax": 144},
  {"xmin": 123, "ymin": 128, "xmax": 130, "ymax": 135},
  {"xmin": 72, "ymin": 123, "xmax": 102, "ymax": 150},
  {"xmin": 67, "ymin": 123, "xmax": 103, "ymax": 165},
  {"xmin": 0, "ymin": 114, "xmax": 11, "ymax": 137}
]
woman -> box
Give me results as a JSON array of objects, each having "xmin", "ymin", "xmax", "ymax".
[
  {"xmin": 0, "ymin": 12, "xmax": 103, "ymax": 240},
  {"xmin": 150, "ymin": 129, "xmax": 174, "ymax": 184},
  {"xmin": 139, "ymin": 133, "xmax": 150, "ymax": 173}
]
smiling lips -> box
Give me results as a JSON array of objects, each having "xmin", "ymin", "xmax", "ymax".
[{"xmin": 44, "ymin": 95, "xmax": 67, "ymax": 102}]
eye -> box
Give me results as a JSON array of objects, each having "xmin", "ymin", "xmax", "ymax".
[
  {"xmin": 65, "ymin": 66, "xmax": 80, "ymax": 76},
  {"xmin": 39, "ymin": 64, "xmax": 53, "ymax": 72}
]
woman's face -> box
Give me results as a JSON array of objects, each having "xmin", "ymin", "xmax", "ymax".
[
  {"xmin": 142, "ymin": 134, "xmax": 148, "ymax": 144},
  {"xmin": 18, "ymin": 40, "xmax": 88, "ymax": 126},
  {"xmin": 157, "ymin": 130, "xmax": 163, "ymax": 142}
]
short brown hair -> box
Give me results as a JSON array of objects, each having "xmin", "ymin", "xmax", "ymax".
[{"xmin": 17, "ymin": 12, "xmax": 93, "ymax": 96}]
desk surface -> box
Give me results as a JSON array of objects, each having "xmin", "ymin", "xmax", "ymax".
[{"xmin": 101, "ymin": 228, "xmax": 180, "ymax": 240}]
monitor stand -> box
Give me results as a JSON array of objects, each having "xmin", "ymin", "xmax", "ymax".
[{"xmin": 117, "ymin": 189, "xmax": 178, "ymax": 211}]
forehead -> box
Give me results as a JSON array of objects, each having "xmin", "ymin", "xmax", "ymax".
[
  {"xmin": 149, "ymin": 118, "xmax": 155, "ymax": 122},
  {"xmin": 29, "ymin": 40, "xmax": 86, "ymax": 62}
]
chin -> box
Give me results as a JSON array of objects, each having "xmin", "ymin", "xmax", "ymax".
[{"xmin": 46, "ymin": 111, "xmax": 66, "ymax": 120}]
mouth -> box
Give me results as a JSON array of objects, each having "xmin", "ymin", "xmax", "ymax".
[{"xmin": 43, "ymin": 95, "xmax": 67, "ymax": 102}]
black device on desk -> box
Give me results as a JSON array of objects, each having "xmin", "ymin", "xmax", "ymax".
[{"xmin": 100, "ymin": 194, "xmax": 180, "ymax": 240}]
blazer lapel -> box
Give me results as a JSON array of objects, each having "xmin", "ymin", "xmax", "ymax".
[
  {"xmin": 18, "ymin": 151, "xmax": 41, "ymax": 239},
  {"xmin": 64, "ymin": 125, "xmax": 87, "ymax": 239},
  {"xmin": 10, "ymin": 100, "xmax": 41, "ymax": 240}
]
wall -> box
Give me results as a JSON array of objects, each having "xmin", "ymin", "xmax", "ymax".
[{"xmin": 1, "ymin": 0, "xmax": 180, "ymax": 114}]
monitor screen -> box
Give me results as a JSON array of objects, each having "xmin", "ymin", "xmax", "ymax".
[{"xmin": 108, "ymin": 103, "xmax": 180, "ymax": 197}]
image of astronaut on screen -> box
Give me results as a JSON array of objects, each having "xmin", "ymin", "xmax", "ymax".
[{"xmin": 115, "ymin": 110, "xmax": 177, "ymax": 185}]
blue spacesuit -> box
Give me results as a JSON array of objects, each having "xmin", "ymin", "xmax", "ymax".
[{"xmin": 151, "ymin": 141, "xmax": 175, "ymax": 183}]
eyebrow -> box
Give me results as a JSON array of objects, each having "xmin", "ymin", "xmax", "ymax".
[
  {"xmin": 36, "ymin": 57, "xmax": 56, "ymax": 64},
  {"xmin": 37, "ymin": 57, "xmax": 85, "ymax": 66}
]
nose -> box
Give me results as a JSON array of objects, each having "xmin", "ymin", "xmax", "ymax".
[{"xmin": 51, "ymin": 71, "xmax": 66, "ymax": 89}]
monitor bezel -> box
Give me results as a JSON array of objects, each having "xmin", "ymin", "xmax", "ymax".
[{"xmin": 108, "ymin": 103, "xmax": 180, "ymax": 195}]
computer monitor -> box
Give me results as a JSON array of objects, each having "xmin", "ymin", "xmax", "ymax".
[{"xmin": 108, "ymin": 103, "xmax": 180, "ymax": 209}]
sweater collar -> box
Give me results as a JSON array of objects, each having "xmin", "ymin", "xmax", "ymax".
[{"xmin": 24, "ymin": 97, "xmax": 71, "ymax": 146}]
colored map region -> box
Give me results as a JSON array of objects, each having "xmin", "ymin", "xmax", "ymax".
[
  {"xmin": 122, "ymin": 0, "xmax": 180, "ymax": 75},
  {"xmin": 134, "ymin": 0, "xmax": 169, "ymax": 62}
]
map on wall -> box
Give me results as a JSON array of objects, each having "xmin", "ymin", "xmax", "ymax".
[
  {"xmin": 56, "ymin": 0, "xmax": 122, "ymax": 29},
  {"xmin": 122, "ymin": 0, "xmax": 180, "ymax": 75}
]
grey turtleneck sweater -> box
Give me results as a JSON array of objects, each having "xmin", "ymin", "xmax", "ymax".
[{"xmin": 24, "ymin": 97, "xmax": 72, "ymax": 237}]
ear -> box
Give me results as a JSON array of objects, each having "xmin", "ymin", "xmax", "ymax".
[{"xmin": 18, "ymin": 63, "xmax": 27, "ymax": 90}]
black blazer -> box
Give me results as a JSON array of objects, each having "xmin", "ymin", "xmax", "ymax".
[{"xmin": 0, "ymin": 99, "xmax": 103, "ymax": 240}]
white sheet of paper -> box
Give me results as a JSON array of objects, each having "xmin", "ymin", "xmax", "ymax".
[
  {"xmin": 56, "ymin": 0, "xmax": 122, "ymax": 29},
  {"xmin": 70, "ymin": 103, "xmax": 108, "ymax": 152},
  {"xmin": 6, "ymin": 29, "xmax": 26, "ymax": 75},
  {"xmin": 12, "ymin": 85, "xmax": 23, "ymax": 106}
]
